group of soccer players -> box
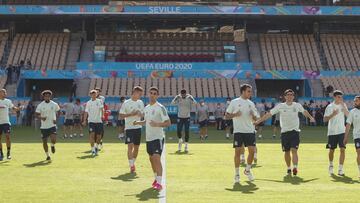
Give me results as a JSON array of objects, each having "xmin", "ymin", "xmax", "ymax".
[{"xmin": 1, "ymin": 82, "xmax": 360, "ymax": 190}]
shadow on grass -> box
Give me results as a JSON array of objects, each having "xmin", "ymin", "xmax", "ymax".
[
  {"xmin": 258, "ymin": 175, "xmax": 319, "ymax": 185},
  {"xmin": 82, "ymin": 150, "xmax": 92, "ymax": 154},
  {"xmin": 330, "ymin": 174, "xmax": 360, "ymax": 184},
  {"xmin": 23, "ymin": 160, "xmax": 51, "ymax": 167},
  {"xmin": 168, "ymin": 151, "xmax": 194, "ymax": 156},
  {"xmin": 111, "ymin": 172, "xmax": 138, "ymax": 182},
  {"xmin": 125, "ymin": 187, "xmax": 160, "ymax": 201},
  {"xmin": 0, "ymin": 160, "xmax": 10, "ymax": 166},
  {"xmin": 77, "ymin": 154, "xmax": 94, "ymax": 159},
  {"xmin": 225, "ymin": 182, "xmax": 259, "ymax": 194}
]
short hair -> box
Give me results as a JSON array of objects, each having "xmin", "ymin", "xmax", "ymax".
[
  {"xmin": 0, "ymin": 89, "xmax": 6, "ymax": 93},
  {"xmin": 355, "ymin": 96, "xmax": 360, "ymax": 100},
  {"xmin": 180, "ymin": 89, "xmax": 186, "ymax": 94},
  {"xmin": 89, "ymin": 89, "xmax": 97, "ymax": 94},
  {"xmin": 240, "ymin": 84, "xmax": 252, "ymax": 94},
  {"xmin": 95, "ymin": 87, "xmax": 101, "ymax": 92},
  {"xmin": 284, "ymin": 89, "xmax": 295, "ymax": 95},
  {"xmin": 120, "ymin": 96, "xmax": 126, "ymax": 102},
  {"xmin": 226, "ymin": 97, "xmax": 231, "ymax": 101},
  {"xmin": 333, "ymin": 90, "xmax": 343, "ymax": 97},
  {"xmin": 149, "ymin": 86, "xmax": 159, "ymax": 94},
  {"xmin": 132, "ymin": 86, "xmax": 143, "ymax": 93},
  {"xmin": 41, "ymin": 90, "xmax": 52, "ymax": 96},
  {"xmin": 76, "ymin": 98, "xmax": 80, "ymax": 103}
]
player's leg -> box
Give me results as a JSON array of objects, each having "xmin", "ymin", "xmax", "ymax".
[
  {"xmin": 327, "ymin": 135, "xmax": 336, "ymax": 175},
  {"xmin": 50, "ymin": 131, "xmax": 57, "ymax": 154},
  {"xmin": 254, "ymin": 146, "xmax": 258, "ymax": 164},
  {"xmin": 243, "ymin": 134, "xmax": 256, "ymax": 181},
  {"xmin": 63, "ymin": 123, "xmax": 67, "ymax": 139},
  {"xmin": 152, "ymin": 154, "xmax": 163, "ymax": 191},
  {"xmin": 184, "ymin": 118, "xmax": 190, "ymax": 152},
  {"xmin": 5, "ymin": 133, "xmax": 11, "ymax": 159},
  {"xmin": 0, "ymin": 133, "xmax": 3, "ymax": 161},
  {"xmin": 282, "ymin": 133, "xmax": 292, "ymax": 175},
  {"xmin": 356, "ymin": 148, "xmax": 360, "ymax": 178},
  {"xmin": 338, "ymin": 134, "xmax": 346, "ymax": 176},
  {"xmin": 177, "ymin": 118, "xmax": 184, "ymax": 151},
  {"xmin": 290, "ymin": 148, "xmax": 298, "ymax": 175},
  {"xmin": 240, "ymin": 145, "xmax": 245, "ymax": 164},
  {"xmin": 234, "ymin": 147, "xmax": 241, "ymax": 183},
  {"xmin": 204, "ymin": 123, "xmax": 208, "ymax": 139},
  {"xmin": 42, "ymin": 135, "xmax": 51, "ymax": 160},
  {"xmin": 69, "ymin": 121, "xmax": 74, "ymax": 138}
]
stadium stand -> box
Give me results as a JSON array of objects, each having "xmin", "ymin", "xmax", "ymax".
[
  {"xmin": 260, "ymin": 34, "xmax": 322, "ymax": 70},
  {"xmin": 7, "ymin": 33, "xmax": 70, "ymax": 70},
  {"xmin": 320, "ymin": 76, "xmax": 360, "ymax": 95},
  {"xmin": 0, "ymin": 75, "xmax": 7, "ymax": 88},
  {"xmin": 3, "ymin": 0, "xmax": 109, "ymax": 5},
  {"xmin": 96, "ymin": 32, "xmax": 234, "ymax": 62},
  {"xmin": 0, "ymin": 33, "xmax": 8, "ymax": 63},
  {"xmin": 88, "ymin": 77, "xmax": 245, "ymax": 98},
  {"xmin": 320, "ymin": 34, "xmax": 360, "ymax": 71}
]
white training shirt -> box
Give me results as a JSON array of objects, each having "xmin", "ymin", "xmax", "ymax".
[
  {"xmin": 346, "ymin": 108, "xmax": 360, "ymax": 140},
  {"xmin": 144, "ymin": 102, "xmax": 170, "ymax": 142},
  {"xmin": 85, "ymin": 98, "xmax": 104, "ymax": 123},
  {"xmin": 270, "ymin": 102, "xmax": 305, "ymax": 133},
  {"xmin": 324, "ymin": 102, "xmax": 347, "ymax": 136},
  {"xmin": 226, "ymin": 97, "xmax": 259, "ymax": 134},
  {"xmin": 63, "ymin": 102, "xmax": 75, "ymax": 119},
  {"xmin": 119, "ymin": 99, "xmax": 144, "ymax": 130},
  {"xmin": 35, "ymin": 100, "xmax": 60, "ymax": 129},
  {"xmin": 0, "ymin": 98, "xmax": 14, "ymax": 125}
]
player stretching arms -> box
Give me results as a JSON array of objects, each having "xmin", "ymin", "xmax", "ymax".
[
  {"xmin": 255, "ymin": 89, "xmax": 315, "ymax": 176},
  {"xmin": 134, "ymin": 87, "xmax": 171, "ymax": 191},
  {"xmin": 0, "ymin": 89, "xmax": 20, "ymax": 160},
  {"xmin": 83, "ymin": 90, "xmax": 104, "ymax": 156},
  {"xmin": 344, "ymin": 96, "xmax": 360, "ymax": 178},
  {"xmin": 226, "ymin": 84, "xmax": 259, "ymax": 182},
  {"xmin": 324, "ymin": 90, "xmax": 349, "ymax": 176},
  {"xmin": 35, "ymin": 90, "xmax": 60, "ymax": 161},
  {"xmin": 119, "ymin": 86, "xmax": 144, "ymax": 173}
]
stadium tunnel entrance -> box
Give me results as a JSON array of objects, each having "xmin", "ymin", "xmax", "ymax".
[
  {"xmin": 24, "ymin": 79, "xmax": 74, "ymax": 101},
  {"xmin": 256, "ymin": 79, "xmax": 306, "ymax": 98}
]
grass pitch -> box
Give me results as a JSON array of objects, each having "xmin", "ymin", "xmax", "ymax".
[{"xmin": 1, "ymin": 126, "xmax": 359, "ymax": 203}]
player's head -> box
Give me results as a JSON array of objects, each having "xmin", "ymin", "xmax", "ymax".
[
  {"xmin": 240, "ymin": 84, "xmax": 252, "ymax": 99},
  {"xmin": 120, "ymin": 96, "xmax": 126, "ymax": 103},
  {"xmin": 200, "ymin": 99, "xmax": 205, "ymax": 106},
  {"xmin": 0, "ymin": 89, "xmax": 7, "ymax": 98},
  {"xmin": 180, "ymin": 89, "xmax": 187, "ymax": 98},
  {"xmin": 132, "ymin": 86, "xmax": 143, "ymax": 99},
  {"xmin": 95, "ymin": 87, "xmax": 101, "ymax": 97},
  {"xmin": 333, "ymin": 90, "xmax": 343, "ymax": 103},
  {"xmin": 75, "ymin": 98, "xmax": 80, "ymax": 104},
  {"xmin": 148, "ymin": 87, "xmax": 159, "ymax": 102},
  {"xmin": 284, "ymin": 89, "xmax": 295, "ymax": 102},
  {"xmin": 354, "ymin": 96, "xmax": 360, "ymax": 109},
  {"xmin": 41, "ymin": 90, "xmax": 52, "ymax": 102},
  {"xmin": 89, "ymin": 89, "xmax": 97, "ymax": 99},
  {"xmin": 217, "ymin": 102, "xmax": 221, "ymax": 107}
]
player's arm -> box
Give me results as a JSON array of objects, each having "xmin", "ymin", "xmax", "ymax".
[
  {"xmin": 254, "ymin": 112, "xmax": 272, "ymax": 125},
  {"xmin": 189, "ymin": 95, "xmax": 197, "ymax": 105},
  {"xmin": 302, "ymin": 110, "xmax": 315, "ymax": 123},
  {"xmin": 171, "ymin": 95, "xmax": 180, "ymax": 105},
  {"xmin": 323, "ymin": 108, "xmax": 338, "ymax": 122},
  {"xmin": 133, "ymin": 120, "xmax": 146, "ymax": 126},
  {"xmin": 341, "ymin": 102, "xmax": 350, "ymax": 117},
  {"xmin": 150, "ymin": 119, "xmax": 171, "ymax": 127},
  {"xmin": 344, "ymin": 123, "xmax": 351, "ymax": 145},
  {"xmin": 82, "ymin": 112, "xmax": 88, "ymax": 126}
]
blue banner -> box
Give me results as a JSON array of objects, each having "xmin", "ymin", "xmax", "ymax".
[
  {"xmin": 21, "ymin": 70, "xmax": 77, "ymax": 79},
  {"xmin": 0, "ymin": 5, "xmax": 360, "ymax": 16}
]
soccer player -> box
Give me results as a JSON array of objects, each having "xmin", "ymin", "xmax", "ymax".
[
  {"xmin": 255, "ymin": 89, "xmax": 315, "ymax": 176},
  {"xmin": 73, "ymin": 98, "xmax": 84, "ymax": 137},
  {"xmin": 196, "ymin": 100, "xmax": 209, "ymax": 141},
  {"xmin": 95, "ymin": 87, "xmax": 105, "ymax": 149},
  {"xmin": 134, "ymin": 87, "xmax": 171, "ymax": 191},
  {"xmin": 324, "ymin": 90, "xmax": 349, "ymax": 176},
  {"xmin": 344, "ymin": 96, "xmax": 360, "ymax": 178},
  {"xmin": 226, "ymin": 84, "xmax": 259, "ymax": 182},
  {"xmin": 83, "ymin": 90, "xmax": 104, "ymax": 156},
  {"xmin": 171, "ymin": 89, "xmax": 196, "ymax": 152},
  {"xmin": 62, "ymin": 97, "xmax": 75, "ymax": 139},
  {"xmin": 119, "ymin": 86, "xmax": 144, "ymax": 173},
  {"xmin": 117, "ymin": 97, "xmax": 126, "ymax": 140},
  {"xmin": 0, "ymin": 89, "xmax": 20, "ymax": 160},
  {"xmin": 214, "ymin": 103, "xmax": 224, "ymax": 130},
  {"xmin": 35, "ymin": 90, "xmax": 60, "ymax": 161},
  {"xmin": 256, "ymin": 99, "xmax": 266, "ymax": 139}
]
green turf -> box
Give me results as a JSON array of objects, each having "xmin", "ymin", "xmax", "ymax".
[{"xmin": 1, "ymin": 126, "xmax": 360, "ymax": 202}]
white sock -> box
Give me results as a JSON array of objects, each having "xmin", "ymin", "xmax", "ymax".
[
  {"xmin": 156, "ymin": 176, "xmax": 162, "ymax": 184},
  {"xmin": 80, "ymin": 133, "xmax": 83, "ymax": 136},
  {"xmin": 92, "ymin": 146, "xmax": 96, "ymax": 151},
  {"xmin": 74, "ymin": 133, "xmax": 77, "ymax": 136},
  {"xmin": 287, "ymin": 167, "xmax": 291, "ymax": 170},
  {"xmin": 133, "ymin": 158, "xmax": 136, "ymax": 164},
  {"xmin": 246, "ymin": 164, "xmax": 251, "ymax": 171},
  {"xmin": 254, "ymin": 153, "xmax": 257, "ymax": 159},
  {"xmin": 185, "ymin": 142, "xmax": 188, "ymax": 148},
  {"xmin": 129, "ymin": 159, "xmax": 134, "ymax": 167},
  {"xmin": 329, "ymin": 161, "xmax": 333, "ymax": 166},
  {"xmin": 293, "ymin": 164, "xmax": 298, "ymax": 169},
  {"xmin": 179, "ymin": 138, "xmax": 183, "ymax": 143},
  {"xmin": 45, "ymin": 152, "xmax": 50, "ymax": 157},
  {"xmin": 94, "ymin": 143, "xmax": 98, "ymax": 149},
  {"xmin": 226, "ymin": 133, "xmax": 229, "ymax": 137},
  {"xmin": 235, "ymin": 167, "xmax": 240, "ymax": 176},
  {"xmin": 272, "ymin": 134, "xmax": 276, "ymax": 137},
  {"xmin": 339, "ymin": 164, "xmax": 343, "ymax": 170},
  {"xmin": 51, "ymin": 143, "xmax": 55, "ymax": 147},
  {"xmin": 64, "ymin": 134, "xmax": 67, "ymax": 137},
  {"xmin": 240, "ymin": 154, "xmax": 245, "ymax": 160},
  {"xmin": 154, "ymin": 173, "xmax": 157, "ymax": 179}
]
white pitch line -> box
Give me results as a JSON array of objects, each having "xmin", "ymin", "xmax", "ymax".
[{"xmin": 159, "ymin": 140, "xmax": 166, "ymax": 203}]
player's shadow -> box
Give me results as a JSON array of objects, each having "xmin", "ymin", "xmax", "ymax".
[
  {"xmin": 23, "ymin": 160, "xmax": 51, "ymax": 167},
  {"xmin": 0, "ymin": 160, "xmax": 10, "ymax": 166},
  {"xmin": 225, "ymin": 182, "xmax": 259, "ymax": 194},
  {"xmin": 111, "ymin": 172, "xmax": 138, "ymax": 182},
  {"xmin": 258, "ymin": 176, "xmax": 318, "ymax": 185},
  {"xmin": 82, "ymin": 150, "xmax": 92, "ymax": 154},
  {"xmin": 169, "ymin": 151, "xmax": 194, "ymax": 155},
  {"xmin": 330, "ymin": 174, "xmax": 360, "ymax": 184},
  {"xmin": 77, "ymin": 154, "xmax": 94, "ymax": 159},
  {"xmin": 125, "ymin": 187, "xmax": 160, "ymax": 201}
]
